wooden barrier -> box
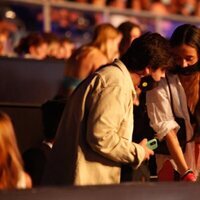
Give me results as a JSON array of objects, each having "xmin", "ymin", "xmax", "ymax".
[
  {"xmin": 0, "ymin": 56, "xmax": 65, "ymax": 105},
  {"xmin": 0, "ymin": 182, "xmax": 200, "ymax": 199},
  {"xmin": 0, "ymin": 57, "xmax": 66, "ymax": 152}
]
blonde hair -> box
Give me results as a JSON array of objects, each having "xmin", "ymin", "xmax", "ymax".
[
  {"xmin": 91, "ymin": 23, "xmax": 121, "ymax": 60},
  {"xmin": 0, "ymin": 111, "xmax": 24, "ymax": 189}
]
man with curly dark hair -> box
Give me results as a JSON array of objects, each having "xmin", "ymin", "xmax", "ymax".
[{"xmin": 42, "ymin": 32, "xmax": 174, "ymax": 186}]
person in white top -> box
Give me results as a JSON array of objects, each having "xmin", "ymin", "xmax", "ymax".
[{"xmin": 146, "ymin": 24, "xmax": 200, "ymax": 182}]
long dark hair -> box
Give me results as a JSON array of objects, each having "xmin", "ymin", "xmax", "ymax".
[
  {"xmin": 118, "ymin": 21, "xmax": 141, "ymax": 56},
  {"xmin": 170, "ymin": 24, "xmax": 200, "ymax": 53}
]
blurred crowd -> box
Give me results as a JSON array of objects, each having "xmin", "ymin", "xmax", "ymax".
[
  {"xmin": 0, "ymin": 0, "xmax": 200, "ymax": 59},
  {"xmin": 0, "ymin": 30, "xmax": 76, "ymax": 59},
  {"xmin": 56, "ymin": 0, "xmax": 200, "ymax": 17}
]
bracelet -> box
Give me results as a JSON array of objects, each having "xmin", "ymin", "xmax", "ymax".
[{"xmin": 181, "ymin": 169, "xmax": 193, "ymax": 179}]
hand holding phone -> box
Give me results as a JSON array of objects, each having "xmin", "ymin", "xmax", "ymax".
[{"xmin": 146, "ymin": 139, "xmax": 158, "ymax": 150}]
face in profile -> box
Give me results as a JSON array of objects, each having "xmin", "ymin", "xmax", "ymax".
[
  {"xmin": 172, "ymin": 44, "xmax": 199, "ymax": 68},
  {"xmin": 150, "ymin": 68, "xmax": 166, "ymax": 81},
  {"xmin": 30, "ymin": 42, "xmax": 48, "ymax": 60},
  {"xmin": 131, "ymin": 67, "xmax": 166, "ymax": 94},
  {"xmin": 138, "ymin": 67, "xmax": 166, "ymax": 92},
  {"xmin": 130, "ymin": 27, "xmax": 142, "ymax": 42}
]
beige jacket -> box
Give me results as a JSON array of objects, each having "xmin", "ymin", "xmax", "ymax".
[{"xmin": 43, "ymin": 59, "xmax": 145, "ymax": 186}]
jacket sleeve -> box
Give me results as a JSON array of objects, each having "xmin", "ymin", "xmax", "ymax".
[{"xmin": 146, "ymin": 78, "xmax": 180, "ymax": 141}]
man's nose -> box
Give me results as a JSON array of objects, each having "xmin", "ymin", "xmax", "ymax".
[
  {"xmin": 182, "ymin": 60, "xmax": 189, "ymax": 68},
  {"xmin": 161, "ymin": 71, "xmax": 166, "ymax": 78}
]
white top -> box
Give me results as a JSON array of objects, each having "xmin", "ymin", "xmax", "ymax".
[{"xmin": 146, "ymin": 74, "xmax": 198, "ymax": 175}]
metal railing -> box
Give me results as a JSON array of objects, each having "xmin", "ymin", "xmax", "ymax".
[{"xmin": 1, "ymin": 0, "xmax": 200, "ymax": 36}]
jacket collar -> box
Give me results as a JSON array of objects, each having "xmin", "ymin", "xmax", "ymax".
[{"xmin": 113, "ymin": 59, "xmax": 137, "ymax": 103}]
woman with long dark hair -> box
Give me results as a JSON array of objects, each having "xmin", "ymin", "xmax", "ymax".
[{"xmin": 146, "ymin": 24, "xmax": 200, "ymax": 182}]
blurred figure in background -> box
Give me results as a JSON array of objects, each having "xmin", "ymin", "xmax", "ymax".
[
  {"xmin": 106, "ymin": 0, "xmax": 127, "ymax": 8},
  {"xmin": 90, "ymin": 0, "xmax": 106, "ymax": 6},
  {"xmin": 127, "ymin": 0, "xmax": 152, "ymax": 12},
  {"xmin": 56, "ymin": 23, "xmax": 122, "ymax": 99},
  {"xmin": 149, "ymin": 0, "xmax": 170, "ymax": 15},
  {"xmin": 58, "ymin": 36, "xmax": 76, "ymax": 60},
  {"xmin": 89, "ymin": 0, "xmax": 106, "ymax": 25},
  {"xmin": 0, "ymin": 6, "xmax": 25, "ymax": 57},
  {"xmin": 42, "ymin": 32, "xmax": 61, "ymax": 59},
  {"xmin": 42, "ymin": 32, "xmax": 75, "ymax": 60},
  {"xmin": 106, "ymin": 0, "xmax": 137, "ymax": 27},
  {"xmin": 118, "ymin": 21, "xmax": 142, "ymax": 57},
  {"xmin": 0, "ymin": 111, "xmax": 32, "ymax": 189},
  {"xmin": 0, "ymin": 30, "xmax": 8, "ymax": 56},
  {"xmin": 23, "ymin": 100, "xmax": 65, "ymax": 186},
  {"xmin": 177, "ymin": 0, "xmax": 196, "ymax": 16},
  {"xmin": 0, "ymin": 29, "xmax": 11, "ymax": 56},
  {"xmin": 14, "ymin": 32, "xmax": 48, "ymax": 60}
]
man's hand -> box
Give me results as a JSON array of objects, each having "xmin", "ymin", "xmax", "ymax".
[{"xmin": 139, "ymin": 138, "xmax": 154, "ymax": 161}]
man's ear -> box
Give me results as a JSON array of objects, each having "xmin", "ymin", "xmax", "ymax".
[{"xmin": 144, "ymin": 66, "xmax": 150, "ymax": 75}]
